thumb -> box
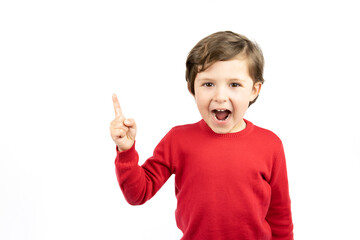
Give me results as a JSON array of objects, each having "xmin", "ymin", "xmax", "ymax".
[
  {"xmin": 124, "ymin": 118, "xmax": 136, "ymax": 128},
  {"xmin": 124, "ymin": 118, "xmax": 137, "ymax": 140}
]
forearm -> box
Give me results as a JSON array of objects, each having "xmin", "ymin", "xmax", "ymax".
[
  {"xmin": 115, "ymin": 144, "xmax": 150, "ymax": 205},
  {"xmin": 266, "ymin": 145, "xmax": 294, "ymax": 239},
  {"xmin": 115, "ymin": 141, "xmax": 172, "ymax": 205},
  {"xmin": 266, "ymin": 204, "xmax": 293, "ymax": 240}
]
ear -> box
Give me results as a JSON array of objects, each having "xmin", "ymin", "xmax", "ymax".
[{"xmin": 250, "ymin": 82, "xmax": 262, "ymax": 102}]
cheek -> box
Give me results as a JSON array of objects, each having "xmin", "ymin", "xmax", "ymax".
[
  {"xmin": 195, "ymin": 96, "xmax": 207, "ymax": 108},
  {"xmin": 231, "ymin": 93, "xmax": 251, "ymax": 109},
  {"xmin": 235, "ymin": 88, "xmax": 252, "ymax": 100},
  {"xmin": 194, "ymin": 94, "xmax": 210, "ymax": 111}
]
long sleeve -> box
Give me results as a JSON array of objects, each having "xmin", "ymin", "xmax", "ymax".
[
  {"xmin": 115, "ymin": 130, "xmax": 175, "ymax": 205},
  {"xmin": 266, "ymin": 142, "xmax": 294, "ymax": 240}
]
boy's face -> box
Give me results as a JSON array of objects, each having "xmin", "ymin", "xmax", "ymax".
[{"xmin": 192, "ymin": 57, "xmax": 261, "ymax": 134}]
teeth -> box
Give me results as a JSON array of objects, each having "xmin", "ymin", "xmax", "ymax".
[{"xmin": 212, "ymin": 109, "xmax": 231, "ymax": 121}]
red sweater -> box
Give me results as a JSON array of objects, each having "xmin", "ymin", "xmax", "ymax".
[{"xmin": 115, "ymin": 119, "xmax": 293, "ymax": 240}]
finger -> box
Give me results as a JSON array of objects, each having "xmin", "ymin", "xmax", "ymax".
[
  {"xmin": 124, "ymin": 118, "xmax": 136, "ymax": 128},
  {"xmin": 110, "ymin": 122, "xmax": 128, "ymax": 132},
  {"xmin": 112, "ymin": 93, "xmax": 124, "ymax": 117},
  {"xmin": 111, "ymin": 129, "xmax": 126, "ymax": 139}
]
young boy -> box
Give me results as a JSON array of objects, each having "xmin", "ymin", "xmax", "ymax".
[{"xmin": 110, "ymin": 31, "xmax": 294, "ymax": 239}]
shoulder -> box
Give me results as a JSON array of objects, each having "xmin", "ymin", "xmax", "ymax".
[
  {"xmin": 253, "ymin": 124, "xmax": 281, "ymax": 141},
  {"xmin": 170, "ymin": 121, "xmax": 202, "ymax": 134},
  {"xmin": 246, "ymin": 121, "xmax": 286, "ymax": 165},
  {"xmin": 162, "ymin": 121, "xmax": 203, "ymax": 143},
  {"xmin": 248, "ymin": 120, "xmax": 283, "ymax": 149}
]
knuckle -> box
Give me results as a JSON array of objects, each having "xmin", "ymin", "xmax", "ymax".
[{"xmin": 117, "ymin": 116, "xmax": 125, "ymax": 121}]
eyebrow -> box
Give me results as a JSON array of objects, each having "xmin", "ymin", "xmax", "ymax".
[
  {"xmin": 229, "ymin": 78, "xmax": 246, "ymax": 83},
  {"xmin": 197, "ymin": 78, "xmax": 246, "ymax": 83}
]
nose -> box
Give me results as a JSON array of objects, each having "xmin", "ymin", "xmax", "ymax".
[{"xmin": 213, "ymin": 86, "xmax": 228, "ymax": 103}]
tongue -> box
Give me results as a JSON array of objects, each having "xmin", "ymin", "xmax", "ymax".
[{"xmin": 215, "ymin": 110, "xmax": 229, "ymax": 120}]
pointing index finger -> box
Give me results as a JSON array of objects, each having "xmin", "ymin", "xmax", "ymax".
[{"xmin": 112, "ymin": 93, "xmax": 123, "ymax": 117}]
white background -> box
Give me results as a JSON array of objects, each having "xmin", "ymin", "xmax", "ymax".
[{"xmin": 1, "ymin": 0, "xmax": 359, "ymax": 239}]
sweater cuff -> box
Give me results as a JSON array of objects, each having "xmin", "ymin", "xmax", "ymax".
[{"xmin": 115, "ymin": 142, "xmax": 139, "ymax": 167}]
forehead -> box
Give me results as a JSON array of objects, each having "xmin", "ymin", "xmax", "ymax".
[{"xmin": 196, "ymin": 58, "xmax": 251, "ymax": 81}]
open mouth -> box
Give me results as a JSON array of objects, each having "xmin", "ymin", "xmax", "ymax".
[{"xmin": 212, "ymin": 109, "xmax": 231, "ymax": 121}]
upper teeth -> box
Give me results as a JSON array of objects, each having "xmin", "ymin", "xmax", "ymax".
[{"xmin": 216, "ymin": 109, "xmax": 227, "ymax": 111}]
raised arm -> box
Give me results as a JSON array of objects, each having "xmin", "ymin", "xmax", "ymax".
[{"xmin": 110, "ymin": 93, "xmax": 174, "ymax": 205}]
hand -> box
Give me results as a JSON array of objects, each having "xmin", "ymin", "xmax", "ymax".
[{"xmin": 110, "ymin": 94, "xmax": 137, "ymax": 152}]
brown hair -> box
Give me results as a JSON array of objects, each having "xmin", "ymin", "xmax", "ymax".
[{"xmin": 185, "ymin": 31, "xmax": 265, "ymax": 106}]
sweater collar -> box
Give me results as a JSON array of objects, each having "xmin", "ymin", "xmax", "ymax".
[{"xmin": 199, "ymin": 118, "xmax": 254, "ymax": 138}]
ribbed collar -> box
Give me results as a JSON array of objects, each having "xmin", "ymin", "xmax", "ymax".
[{"xmin": 199, "ymin": 118, "xmax": 254, "ymax": 138}]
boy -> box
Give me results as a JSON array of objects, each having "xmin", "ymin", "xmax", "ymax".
[{"xmin": 110, "ymin": 31, "xmax": 294, "ymax": 239}]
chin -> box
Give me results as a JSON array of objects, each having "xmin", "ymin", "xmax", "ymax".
[{"xmin": 209, "ymin": 125, "xmax": 231, "ymax": 134}]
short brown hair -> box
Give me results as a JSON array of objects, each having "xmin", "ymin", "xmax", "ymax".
[{"xmin": 185, "ymin": 31, "xmax": 265, "ymax": 106}]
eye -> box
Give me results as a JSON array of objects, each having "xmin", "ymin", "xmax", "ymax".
[
  {"xmin": 230, "ymin": 83, "xmax": 241, "ymax": 87},
  {"xmin": 202, "ymin": 82, "xmax": 214, "ymax": 87}
]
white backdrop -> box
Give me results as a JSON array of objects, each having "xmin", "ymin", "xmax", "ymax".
[{"xmin": 1, "ymin": 0, "xmax": 359, "ymax": 239}]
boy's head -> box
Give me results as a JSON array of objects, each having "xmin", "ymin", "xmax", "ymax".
[
  {"xmin": 185, "ymin": 31, "xmax": 264, "ymax": 107},
  {"xmin": 185, "ymin": 31, "xmax": 265, "ymax": 134}
]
